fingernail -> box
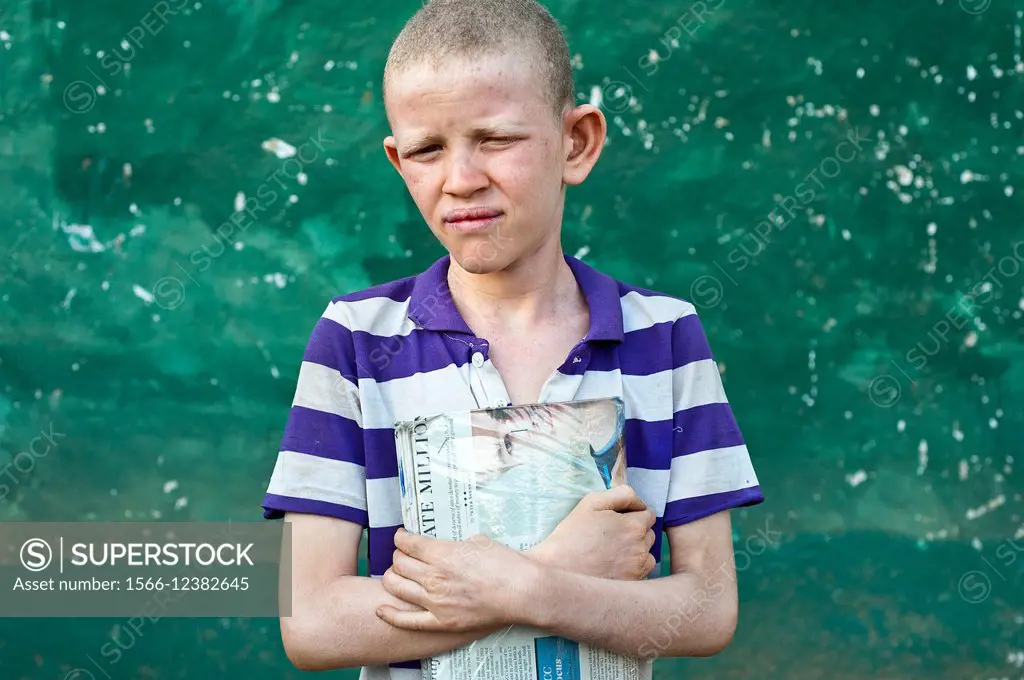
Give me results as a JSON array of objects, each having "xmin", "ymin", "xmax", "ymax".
[{"xmin": 376, "ymin": 608, "xmax": 383, "ymax": 618}]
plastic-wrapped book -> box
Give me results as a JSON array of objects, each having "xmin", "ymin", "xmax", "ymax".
[{"xmin": 394, "ymin": 397, "xmax": 641, "ymax": 680}]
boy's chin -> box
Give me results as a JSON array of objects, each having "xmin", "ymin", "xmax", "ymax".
[{"xmin": 450, "ymin": 248, "xmax": 514, "ymax": 275}]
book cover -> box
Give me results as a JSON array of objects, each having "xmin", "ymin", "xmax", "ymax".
[{"xmin": 394, "ymin": 397, "xmax": 642, "ymax": 680}]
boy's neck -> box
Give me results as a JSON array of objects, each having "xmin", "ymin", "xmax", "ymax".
[{"xmin": 446, "ymin": 241, "xmax": 586, "ymax": 335}]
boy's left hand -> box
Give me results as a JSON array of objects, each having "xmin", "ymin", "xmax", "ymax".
[{"xmin": 377, "ymin": 528, "xmax": 539, "ymax": 632}]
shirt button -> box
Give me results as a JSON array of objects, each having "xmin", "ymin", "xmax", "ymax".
[{"xmin": 471, "ymin": 351, "xmax": 485, "ymax": 367}]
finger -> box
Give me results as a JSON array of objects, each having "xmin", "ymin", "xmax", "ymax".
[
  {"xmin": 381, "ymin": 568, "xmax": 430, "ymax": 608},
  {"xmin": 645, "ymin": 529, "xmax": 656, "ymax": 551},
  {"xmin": 589, "ymin": 485, "xmax": 646, "ymax": 512},
  {"xmin": 376, "ymin": 605, "xmax": 442, "ymax": 632},
  {"xmin": 393, "ymin": 527, "xmax": 433, "ymax": 562},
  {"xmin": 631, "ymin": 509, "xmax": 656, "ymax": 534},
  {"xmin": 644, "ymin": 554, "xmax": 658, "ymax": 578},
  {"xmin": 388, "ymin": 558, "xmax": 457, "ymax": 604},
  {"xmin": 388, "ymin": 595, "xmax": 428, "ymax": 613},
  {"xmin": 391, "ymin": 549, "xmax": 434, "ymax": 582},
  {"xmin": 615, "ymin": 487, "xmax": 648, "ymax": 513}
]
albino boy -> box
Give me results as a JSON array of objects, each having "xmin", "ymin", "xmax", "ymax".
[{"xmin": 261, "ymin": 1, "xmax": 764, "ymax": 677}]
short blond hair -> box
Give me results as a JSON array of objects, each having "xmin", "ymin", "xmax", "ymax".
[{"xmin": 383, "ymin": 0, "xmax": 575, "ymax": 118}]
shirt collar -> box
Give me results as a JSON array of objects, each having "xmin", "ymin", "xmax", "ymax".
[
  {"xmin": 407, "ymin": 255, "xmax": 474, "ymax": 334},
  {"xmin": 408, "ymin": 254, "xmax": 624, "ymax": 344},
  {"xmin": 564, "ymin": 254, "xmax": 624, "ymax": 343}
]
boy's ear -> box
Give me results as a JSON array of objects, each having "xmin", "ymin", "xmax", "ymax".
[
  {"xmin": 383, "ymin": 136, "xmax": 403, "ymax": 176},
  {"xmin": 562, "ymin": 104, "xmax": 606, "ymax": 186}
]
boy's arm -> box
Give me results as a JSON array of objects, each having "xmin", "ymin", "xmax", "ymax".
[
  {"xmin": 527, "ymin": 509, "xmax": 738, "ymax": 659},
  {"xmin": 376, "ymin": 508, "xmax": 738, "ymax": 660},
  {"xmin": 282, "ymin": 486, "xmax": 655, "ymax": 670},
  {"xmin": 280, "ymin": 512, "xmax": 504, "ymax": 670},
  {"xmin": 269, "ymin": 303, "xmax": 500, "ymax": 669}
]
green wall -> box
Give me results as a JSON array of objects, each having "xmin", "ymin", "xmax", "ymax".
[{"xmin": 0, "ymin": 0, "xmax": 1021, "ymax": 677}]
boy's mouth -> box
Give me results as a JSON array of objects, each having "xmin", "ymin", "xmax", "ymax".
[{"xmin": 443, "ymin": 207, "xmax": 504, "ymax": 232}]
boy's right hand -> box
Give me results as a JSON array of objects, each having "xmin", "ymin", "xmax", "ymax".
[{"xmin": 529, "ymin": 485, "xmax": 657, "ymax": 581}]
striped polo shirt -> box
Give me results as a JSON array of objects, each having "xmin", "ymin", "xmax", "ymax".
[{"xmin": 261, "ymin": 253, "xmax": 764, "ymax": 679}]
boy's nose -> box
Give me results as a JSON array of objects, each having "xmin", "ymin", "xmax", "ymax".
[{"xmin": 442, "ymin": 152, "xmax": 489, "ymax": 196}]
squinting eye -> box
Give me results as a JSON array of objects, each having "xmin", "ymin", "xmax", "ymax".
[{"xmin": 412, "ymin": 145, "xmax": 440, "ymax": 156}]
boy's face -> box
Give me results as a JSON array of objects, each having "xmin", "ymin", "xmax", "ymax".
[{"xmin": 383, "ymin": 52, "xmax": 604, "ymax": 274}]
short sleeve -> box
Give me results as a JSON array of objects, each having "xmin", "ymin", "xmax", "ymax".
[
  {"xmin": 662, "ymin": 306, "xmax": 764, "ymax": 528},
  {"xmin": 261, "ymin": 301, "xmax": 368, "ymax": 526}
]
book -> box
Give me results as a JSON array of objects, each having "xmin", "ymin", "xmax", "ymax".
[{"xmin": 394, "ymin": 397, "xmax": 642, "ymax": 680}]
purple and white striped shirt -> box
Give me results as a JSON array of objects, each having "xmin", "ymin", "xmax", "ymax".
[{"xmin": 261, "ymin": 254, "xmax": 764, "ymax": 679}]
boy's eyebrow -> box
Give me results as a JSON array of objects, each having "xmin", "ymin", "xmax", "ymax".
[
  {"xmin": 398, "ymin": 133, "xmax": 442, "ymax": 156},
  {"xmin": 468, "ymin": 124, "xmax": 528, "ymax": 137},
  {"xmin": 398, "ymin": 124, "xmax": 530, "ymax": 155}
]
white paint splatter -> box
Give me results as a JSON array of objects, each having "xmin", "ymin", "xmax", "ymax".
[
  {"xmin": 62, "ymin": 223, "xmax": 106, "ymax": 253},
  {"xmin": 894, "ymin": 165, "xmax": 913, "ymax": 186},
  {"xmin": 60, "ymin": 288, "xmax": 77, "ymax": 310},
  {"xmin": 261, "ymin": 138, "xmax": 297, "ymax": 159},
  {"xmin": 965, "ymin": 494, "xmax": 1004, "ymax": 520},
  {"xmin": 132, "ymin": 284, "xmax": 155, "ymax": 304},
  {"xmin": 263, "ymin": 273, "xmax": 288, "ymax": 289}
]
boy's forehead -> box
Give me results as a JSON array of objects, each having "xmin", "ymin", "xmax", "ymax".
[{"xmin": 384, "ymin": 53, "xmax": 550, "ymax": 127}]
